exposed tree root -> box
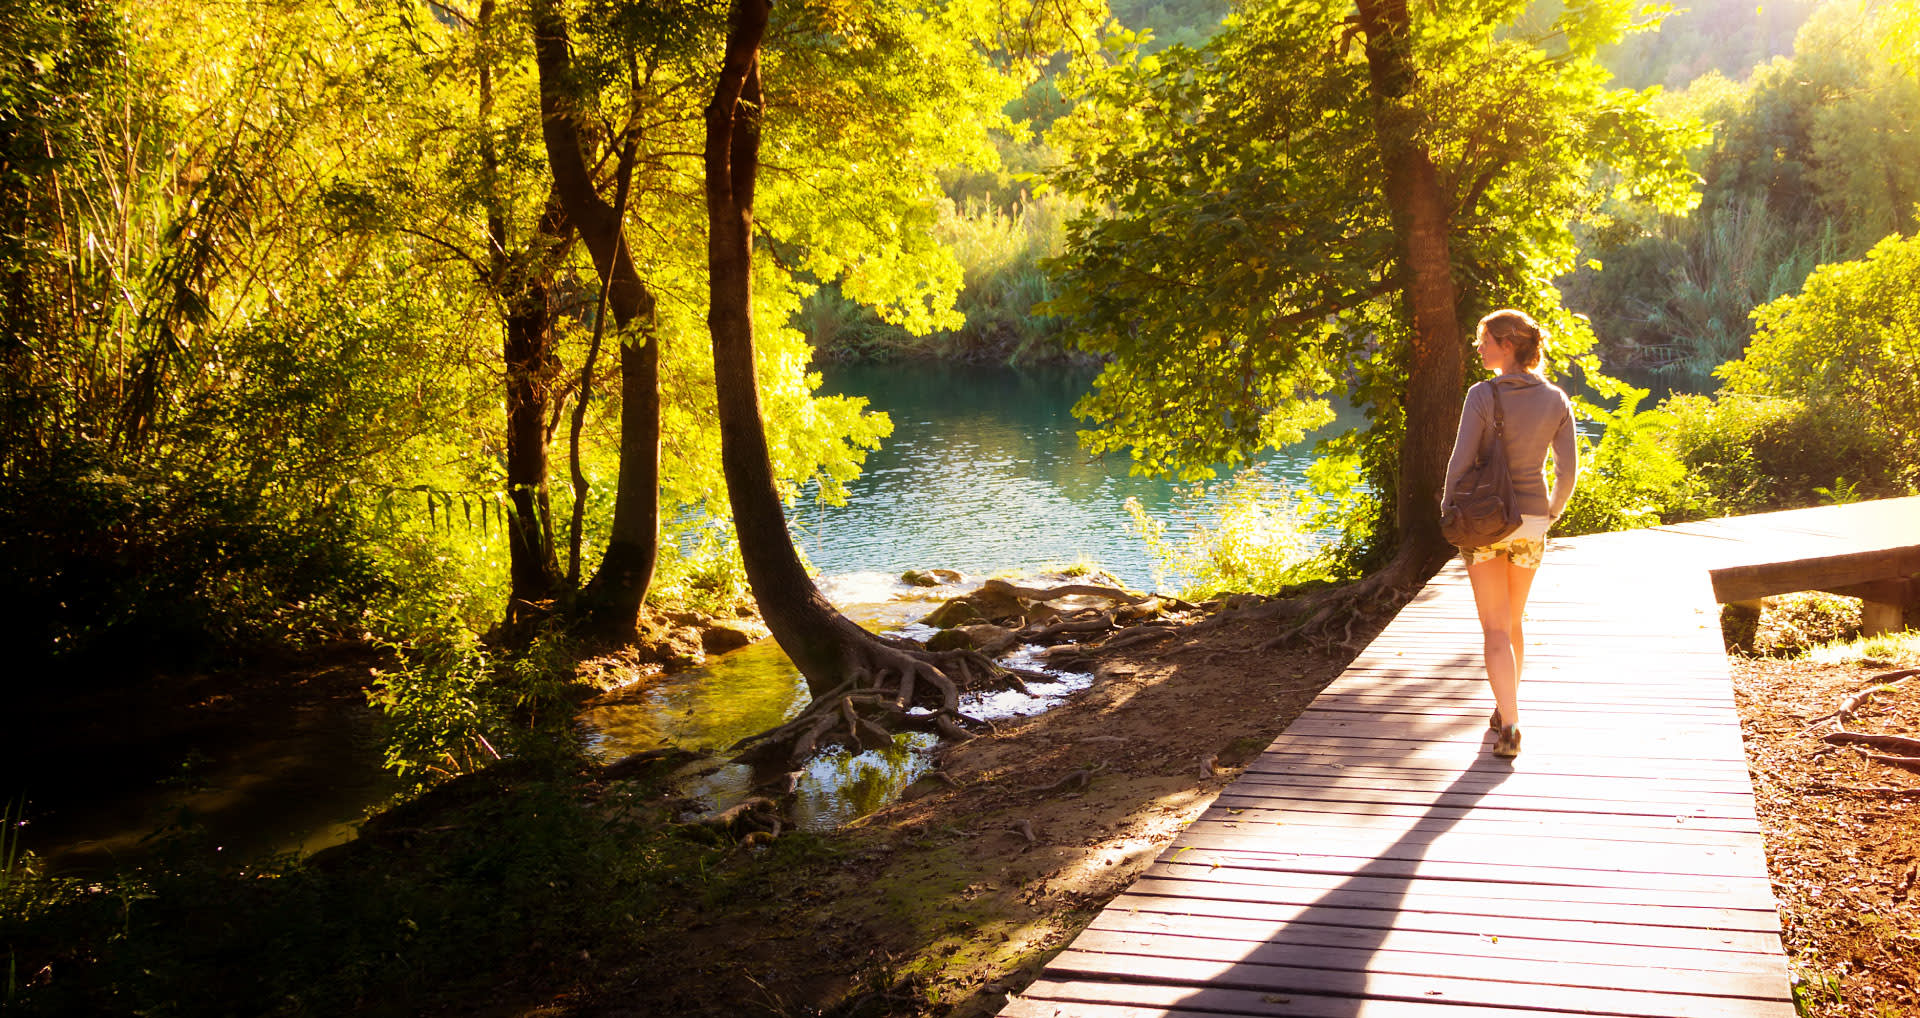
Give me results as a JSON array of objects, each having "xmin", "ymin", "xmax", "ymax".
[
  {"xmin": 1802, "ymin": 668, "xmax": 1920, "ymax": 730},
  {"xmin": 730, "ymin": 634, "xmax": 1034, "ymax": 770},
  {"xmin": 682, "ymin": 796, "xmax": 784, "ymax": 848},
  {"xmin": 1824, "ymin": 732, "xmax": 1920, "ymax": 755},
  {"xmin": 1863, "ymin": 753, "xmax": 1920, "ymax": 775},
  {"xmin": 1011, "ymin": 818, "xmax": 1038, "ymax": 847},
  {"xmin": 1020, "ymin": 764, "xmax": 1102, "ymax": 797}
]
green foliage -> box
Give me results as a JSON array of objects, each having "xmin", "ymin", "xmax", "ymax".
[
  {"xmin": 1599, "ymin": 0, "xmax": 1816, "ymax": 90},
  {"xmin": 1750, "ymin": 592, "xmax": 1862, "ymax": 657},
  {"xmin": 1572, "ymin": 0, "xmax": 1920, "ymax": 386},
  {"xmin": 1124, "ymin": 459, "xmax": 1367, "ymax": 599},
  {"xmin": 799, "ymin": 194, "xmax": 1083, "ymax": 365},
  {"xmin": 1108, "ymin": 0, "xmax": 1229, "ymax": 51},
  {"xmin": 366, "ymin": 627, "xmax": 510, "ymax": 783},
  {"xmin": 1803, "ymin": 629, "xmax": 1920, "ymax": 668},
  {"xmin": 1553, "ymin": 374, "xmax": 1712, "ymax": 535},
  {"xmin": 1042, "ymin": 0, "xmax": 1698, "ymax": 564},
  {"xmin": 1719, "ymin": 230, "xmax": 1920, "ymax": 494}
]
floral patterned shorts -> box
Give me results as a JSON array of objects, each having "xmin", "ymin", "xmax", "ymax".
[{"xmin": 1460, "ymin": 535, "xmax": 1545, "ymax": 570}]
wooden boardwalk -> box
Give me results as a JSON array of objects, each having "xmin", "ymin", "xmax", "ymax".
[{"xmin": 1003, "ymin": 497, "xmax": 1919, "ymax": 1017}]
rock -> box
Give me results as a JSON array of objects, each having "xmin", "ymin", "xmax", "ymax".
[
  {"xmin": 921, "ymin": 598, "xmax": 980, "ymax": 629},
  {"xmin": 957, "ymin": 623, "xmax": 1019, "ymax": 657},
  {"xmin": 662, "ymin": 627, "xmax": 707, "ymax": 671},
  {"xmin": 902, "ymin": 568, "xmax": 966, "ymax": 587},
  {"xmin": 700, "ymin": 619, "xmax": 767, "ymax": 654},
  {"xmin": 926, "ymin": 628, "xmax": 975, "ymax": 652}
]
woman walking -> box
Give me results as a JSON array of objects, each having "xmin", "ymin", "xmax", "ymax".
[{"xmin": 1444, "ymin": 309, "xmax": 1578, "ymax": 758}]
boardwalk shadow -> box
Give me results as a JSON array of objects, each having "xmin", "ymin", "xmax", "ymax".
[
  {"xmin": 1153, "ymin": 728, "xmax": 1516, "ymax": 1014},
  {"xmin": 1034, "ymin": 705, "xmax": 1526, "ymax": 1015}
]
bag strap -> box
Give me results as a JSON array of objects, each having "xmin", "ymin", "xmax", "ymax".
[{"xmin": 1466, "ymin": 379, "xmax": 1508, "ymax": 472}]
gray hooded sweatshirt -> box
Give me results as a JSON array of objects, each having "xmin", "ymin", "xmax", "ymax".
[{"xmin": 1443, "ymin": 372, "xmax": 1578, "ymax": 522}]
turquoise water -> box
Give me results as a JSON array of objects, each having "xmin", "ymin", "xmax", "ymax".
[{"xmin": 797, "ymin": 362, "xmax": 1362, "ymax": 588}]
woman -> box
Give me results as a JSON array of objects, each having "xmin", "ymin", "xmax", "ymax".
[{"xmin": 1443, "ymin": 309, "xmax": 1578, "ymax": 758}]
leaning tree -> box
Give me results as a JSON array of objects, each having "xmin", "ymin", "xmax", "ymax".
[
  {"xmin": 702, "ymin": 0, "xmax": 1106, "ymax": 766},
  {"xmin": 1043, "ymin": 0, "xmax": 1700, "ymax": 634}
]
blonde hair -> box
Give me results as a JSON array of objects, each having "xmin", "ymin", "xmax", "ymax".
[{"xmin": 1478, "ymin": 308, "xmax": 1546, "ymax": 372}]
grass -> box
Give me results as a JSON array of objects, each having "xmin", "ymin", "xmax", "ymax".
[{"xmin": 1801, "ymin": 628, "xmax": 1920, "ymax": 668}]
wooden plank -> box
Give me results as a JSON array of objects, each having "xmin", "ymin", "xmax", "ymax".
[
  {"xmin": 1175, "ymin": 821, "xmax": 1766, "ymax": 878},
  {"xmin": 1235, "ymin": 747, "xmax": 1757, "ymax": 781},
  {"xmin": 1104, "ymin": 892, "xmax": 1785, "ymax": 953},
  {"xmin": 1240, "ymin": 754, "xmax": 1757, "ymax": 784},
  {"xmin": 1129, "ymin": 870, "xmax": 1783, "ymax": 929},
  {"xmin": 1712, "ymin": 545, "xmax": 1920, "ymax": 602},
  {"xmin": 1156, "ymin": 847, "xmax": 1775, "ymax": 903},
  {"xmin": 1065, "ymin": 928, "xmax": 1788, "ymax": 998},
  {"xmin": 1198, "ymin": 805, "xmax": 1766, "ymax": 846},
  {"xmin": 1205, "ymin": 793, "xmax": 1762, "ymax": 834},
  {"xmin": 1005, "ymin": 983, "xmax": 1588, "ymax": 1018},
  {"xmin": 1042, "ymin": 951, "xmax": 1790, "ymax": 1018}
]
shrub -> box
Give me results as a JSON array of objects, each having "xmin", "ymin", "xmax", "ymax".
[
  {"xmin": 1554, "ymin": 376, "xmax": 1715, "ymax": 536},
  {"xmin": 1718, "ymin": 230, "xmax": 1920, "ymax": 495},
  {"xmin": 1125, "ymin": 461, "xmax": 1366, "ymax": 600},
  {"xmin": 1751, "ymin": 592, "xmax": 1862, "ymax": 656}
]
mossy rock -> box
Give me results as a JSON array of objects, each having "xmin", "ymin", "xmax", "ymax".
[
  {"xmin": 921, "ymin": 599, "xmax": 980, "ymax": 629},
  {"xmin": 926, "ymin": 628, "xmax": 975, "ymax": 652}
]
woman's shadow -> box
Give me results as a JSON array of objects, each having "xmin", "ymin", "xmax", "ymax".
[{"xmin": 1058, "ymin": 694, "xmax": 1529, "ymax": 1015}]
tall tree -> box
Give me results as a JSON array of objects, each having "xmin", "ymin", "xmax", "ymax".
[
  {"xmin": 529, "ymin": 0, "xmax": 667, "ymax": 637},
  {"xmin": 1045, "ymin": 0, "xmax": 1698, "ymax": 627},
  {"xmin": 704, "ymin": 0, "xmax": 1104, "ymax": 764}
]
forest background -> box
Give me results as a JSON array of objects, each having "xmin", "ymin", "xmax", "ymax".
[{"xmin": 1, "ymin": 0, "xmax": 1919, "ymax": 1013}]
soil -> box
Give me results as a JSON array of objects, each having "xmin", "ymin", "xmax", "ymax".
[
  {"xmin": 560, "ymin": 609, "xmax": 1392, "ymax": 1018},
  {"xmin": 1731, "ymin": 650, "xmax": 1920, "ymax": 1016}
]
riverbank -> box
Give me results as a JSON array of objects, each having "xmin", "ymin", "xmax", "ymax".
[
  {"xmin": 0, "ymin": 600, "xmax": 1385, "ymax": 1016},
  {"xmin": 513, "ymin": 605, "xmax": 1391, "ymax": 1018}
]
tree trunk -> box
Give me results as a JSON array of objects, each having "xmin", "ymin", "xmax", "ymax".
[
  {"xmin": 531, "ymin": 0, "xmax": 661, "ymax": 638},
  {"xmin": 482, "ymin": 0, "xmax": 568, "ymax": 626},
  {"xmin": 1356, "ymin": 0, "xmax": 1463, "ymax": 584},
  {"xmin": 501, "ymin": 194, "xmax": 570, "ymax": 623},
  {"xmin": 704, "ymin": 0, "xmax": 872, "ymax": 694}
]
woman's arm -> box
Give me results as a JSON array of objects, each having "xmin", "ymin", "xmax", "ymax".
[
  {"xmin": 1546, "ymin": 404, "xmax": 1578, "ymax": 519},
  {"xmin": 1442, "ymin": 384, "xmax": 1486, "ymax": 502}
]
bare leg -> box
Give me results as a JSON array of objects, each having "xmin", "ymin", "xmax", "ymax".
[
  {"xmin": 1466, "ymin": 555, "xmax": 1519, "ymax": 729},
  {"xmin": 1507, "ymin": 559, "xmax": 1538, "ymax": 688}
]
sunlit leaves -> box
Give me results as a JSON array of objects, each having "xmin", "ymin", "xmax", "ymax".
[{"xmin": 1043, "ymin": 0, "xmax": 1696, "ymax": 484}]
